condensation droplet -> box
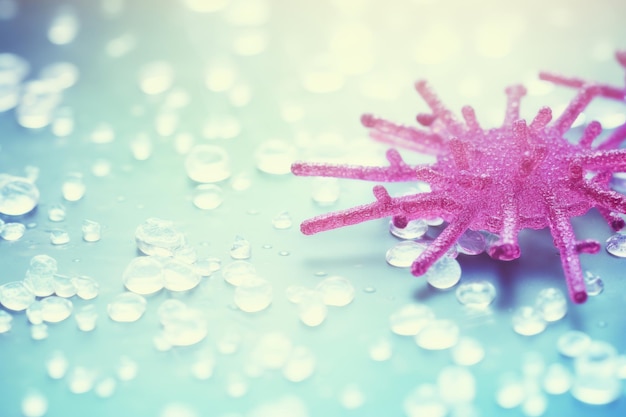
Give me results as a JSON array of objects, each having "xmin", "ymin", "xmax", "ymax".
[
  {"xmin": 135, "ymin": 218, "xmax": 185, "ymax": 257},
  {"xmin": 230, "ymin": 235, "xmax": 251, "ymax": 260},
  {"xmin": 535, "ymin": 287, "xmax": 567, "ymax": 322},
  {"xmin": 0, "ymin": 175, "xmax": 39, "ymax": 216},
  {"xmin": 40, "ymin": 296, "xmax": 72, "ymax": 323},
  {"xmin": 316, "ymin": 275, "xmax": 354, "ymax": 307},
  {"xmin": 415, "ymin": 319, "xmax": 460, "ymax": 350},
  {"xmin": 193, "ymin": 184, "xmax": 223, "ymax": 210},
  {"xmin": 606, "ymin": 233, "xmax": 626, "ymax": 257},
  {"xmin": 234, "ymin": 276, "xmax": 272, "ymax": 312},
  {"xmin": 107, "ymin": 292, "xmax": 147, "ymax": 322},
  {"xmin": 255, "ymin": 139, "xmax": 297, "ymax": 175},
  {"xmin": 557, "ymin": 330, "xmax": 591, "ymax": 358},
  {"xmin": 0, "ymin": 222, "xmax": 25, "ymax": 241},
  {"xmin": 272, "ymin": 211, "xmax": 292, "ymax": 229},
  {"xmin": 0, "ymin": 281, "xmax": 35, "ymax": 311},
  {"xmin": 512, "ymin": 306, "xmax": 546, "ymax": 336},
  {"xmin": 185, "ymin": 145, "xmax": 231, "ymax": 183},
  {"xmin": 389, "ymin": 304, "xmax": 435, "ymax": 336},
  {"xmin": 61, "ymin": 172, "xmax": 86, "ymax": 201},
  {"xmin": 123, "ymin": 256, "xmax": 165, "ymax": 295},
  {"xmin": 386, "ymin": 241, "xmax": 428, "ymax": 268},
  {"xmin": 455, "ymin": 280, "xmax": 496, "ymax": 308}
]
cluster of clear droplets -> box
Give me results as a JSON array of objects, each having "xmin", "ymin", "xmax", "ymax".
[{"xmin": 512, "ymin": 287, "xmax": 568, "ymax": 336}]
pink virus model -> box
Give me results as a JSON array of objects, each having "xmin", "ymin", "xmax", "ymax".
[{"xmin": 292, "ymin": 77, "xmax": 626, "ymax": 304}]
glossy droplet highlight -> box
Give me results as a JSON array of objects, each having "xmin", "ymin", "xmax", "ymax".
[
  {"xmin": 389, "ymin": 304, "xmax": 435, "ymax": 336},
  {"xmin": 230, "ymin": 235, "xmax": 251, "ymax": 260},
  {"xmin": 135, "ymin": 218, "xmax": 185, "ymax": 257},
  {"xmin": 386, "ymin": 241, "xmax": 427, "ymax": 268},
  {"xmin": 512, "ymin": 306, "xmax": 546, "ymax": 336},
  {"xmin": 424, "ymin": 256, "xmax": 462, "ymax": 289},
  {"xmin": 234, "ymin": 277, "xmax": 272, "ymax": 312},
  {"xmin": 557, "ymin": 330, "xmax": 591, "ymax": 358},
  {"xmin": 123, "ymin": 256, "xmax": 164, "ymax": 295},
  {"xmin": 0, "ymin": 281, "xmax": 35, "ymax": 311},
  {"xmin": 606, "ymin": 233, "xmax": 626, "ymax": 257},
  {"xmin": 535, "ymin": 287, "xmax": 567, "ymax": 322},
  {"xmin": 415, "ymin": 319, "xmax": 460, "ymax": 350},
  {"xmin": 389, "ymin": 219, "xmax": 428, "ymax": 239},
  {"xmin": 192, "ymin": 184, "xmax": 223, "ymax": 210},
  {"xmin": 1, "ymin": 222, "xmax": 25, "ymax": 241},
  {"xmin": 40, "ymin": 296, "xmax": 73, "ymax": 323},
  {"xmin": 255, "ymin": 139, "xmax": 297, "ymax": 175}
]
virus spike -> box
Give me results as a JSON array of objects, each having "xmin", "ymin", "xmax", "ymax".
[
  {"xmin": 488, "ymin": 194, "xmax": 521, "ymax": 261},
  {"xmin": 598, "ymin": 123, "xmax": 626, "ymax": 150},
  {"xmin": 553, "ymin": 85, "xmax": 599, "ymax": 135},
  {"xmin": 449, "ymin": 137, "xmax": 470, "ymax": 170},
  {"xmin": 597, "ymin": 207, "xmax": 626, "ymax": 231},
  {"xmin": 461, "ymin": 106, "xmax": 481, "ymax": 132},
  {"xmin": 575, "ymin": 239, "xmax": 601, "ymax": 254},
  {"xmin": 529, "ymin": 107, "xmax": 552, "ymax": 131},
  {"xmin": 539, "ymin": 72, "xmax": 624, "ymax": 100},
  {"xmin": 503, "ymin": 85, "xmax": 527, "ymax": 127},
  {"xmin": 579, "ymin": 120, "xmax": 602, "ymax": 148},
  {"xmin": 411, "ymin": 208, "xmax": 475, "ymax": 276},
  {"xmin": 416, "ymin": 113, "xmax": 436, "ymax": 126},
  {"xmin": 361, "ymin": 114, "xmax": 444, "ymax": 154},
  {"xmin": 576, "ymin": 149, "xmax": 626, "ymax": 172},
  {"xmin": 512, "ymin": 119, "xmax": 529, "ymax": 150},
  {"xmin": 545, "ymin": 196, "xmax": 588, "ymax": 304},
  {"xmin": 291, "ymin": 149, "xmax": 417, "ymax": 182},
  {"xmin": 414, "ymin": 80, "xmax": 464, "ymax": 136},
  {"xmin": 577, "ymin": 179, "xmax": 626, "ymax": 214},
  {"xmin": 538, "ymin": 71, "xmax": 587, "ymax": 89},
  {"xmin": 617, "ymin": 50, "xmax": 626, "ymax": 69}
]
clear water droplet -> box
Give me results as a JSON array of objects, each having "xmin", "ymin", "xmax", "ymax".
[
  {"xmin": 234, "ymin": 276, "xmax": 272, "ymax": 312},
  {"xmin": 40, "ymin": 296, "xmax": 72, "ymax": 322},
  {"xmin": 415, "ymin": 319, "xmax": 460, "ymax": 350},
  {"xmin": 535, "ymin": 287, "xmax": 567, "ymax": 322},
  {"xmin": 425, "ymin": 256, "xmax": 462, "ymax": 289},
  {"xmin": 272, "ymin": 211, "xmax": 292, "ymax": 229},
  {"xmin": 255, "ymin": 139, "xmax": 297, "ymax": 175},
  {"xmin": 572, "ymin": 341, "xmax": 621, "ymax": 405},
  {"xmin": 72, "ymin": 275, "xmax": 99, "ymax": 300},
  {"xmin": 0, "ymin": 281, "xmax": 35, "ymax": 311},
  {"xmin": 0, "ymin": 175, "xmax": 39, "ymax": 215},
  {"xmin": 0, "ymin": 222, "xmax": 25, "ymax": 240},
  {"xmin": 135, "ymin": 218, "xmax": 185, "ymax": 257},
  {"xmin": 542, "ymin": 363, "xmax": 572, "ymax": 395},
  {"xmin": 107, "ymin": 292, "xmax": 147, "ymax": 322},
  {"xmin": 48, "ymin": 203, "xmax": 66, "ymax": 221},
  {"xmin": 385, "ymin": 241, "xmax": 427, "ymax": 267},
  {"xmin": 455, "ymin": 280, "xmax": 496, "ymax": 308},
  {"xmin": 389, "ymin": 219, "xmax": 428, "ymax": 239},
  {"xmin": 606, "ymin": 233, "xmax": 626, "ymax": 257},
  {"xmin": 583, "ymin": 271, "xmax": 604, "ymax": 296},
  {"xmin": 311, "ymin": 177, "xmax": 340, "ymax": 206},
  {"xmin": 456, "ymin": 229, "xmax": 486, "ymax": 255},
  {"xmin": 75, "ymin": 304, "xmax": 98, "ymax": 331},
  {"xmin": 297, "ymin": 291, "xmax": 327, "ymax": 327},
  {"xmin": 0, "ymin": 309, "xmax": 13, "ymax": 333},
  {"xmin": 21, "ymin": 391, "xmax": 48, "ymax": 417},
  {"xmin": 61, "ymin": 172, "xmax": 86, "ymax": 201},
  {"xmin": 49, "ymin": 229, "xmax": 69, "ymax": 245},
  {"xmin": 192, "ymin": 184, "xmax": 223, "ymax": 210},
  {"xmin": 46, "ymin": 351, "xmax": 69, "ymax": 379},
  {"xmin": 451, "ymin": 337, "xmax": 485, "ymax": 366},
  {"xmin": 404, "ymin": 384, "xmax": 447, "ymax": 417},
  {"xmin": 282, "ymin": 345, "xmax": 316, "ymax": 382},
  {"xmin": 316, "ymin": 275, "xmax": 354, "ymax": 306},
  {"xmin": 185, "ymin": 145, "xmax": 231, "ymax": 183},
  {"xmin": 162, "ymin": 307, "xmax": 208, "ymax": 347},
  {"xmin": 368, "ymin": 338, "xmax": 392, "ymax": 362},
  {"xmin": 230, "ymin": 235, "xmax": 251, "ymax": 260},
  {"xmin": 557, "ymin": 330, "xmax": 591, "ymax": 358},
  {"xmin": 82, "ymin": 219, "xmax": 101, "ymax": 242},
  {"xmin": 162, "ymin": 258, "xmax": 201, "ymax": 292},
  {"xmin": 122, "ymin": 256, "xmax": 165, "ymax": 295},
  {"xmin": 222, "ymin": 260, "xmax": 256, "ymax": 286},
  {"xmin": 389, "ymin": 304, "xmax": 435, "ymax": 336},
  {"xmin": 437, "ymin": 366, "xmax": 476, "ymax": 404},
  {"xmin": 512, "ymin": 306, "xmax": 546, "ymax": 336},
  {"xmin": 138, "ymin": 61, "xmax": 174, "ymax": 95},
  {"xmin": 67, "ymin": 366, "xmax": 96, "ymax": 394}
]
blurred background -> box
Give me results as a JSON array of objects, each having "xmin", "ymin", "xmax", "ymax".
[{"xmin": 1, "ymin": 0, "xmax": 626, "ymax": 416}]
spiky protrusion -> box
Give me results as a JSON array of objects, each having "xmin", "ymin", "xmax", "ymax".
[{"xmin": 292, "ymin": 74, "xmax": 626, "ymax": 304}]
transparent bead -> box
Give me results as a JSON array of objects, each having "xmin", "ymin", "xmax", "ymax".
[
  {"xmin": 512, "ymin": 306, "xmax": 546, "ymax": 336},
  {"xmin": 185, "ymin": 144, "xmax": 231, "ymax": 183},
  {"xmin": 583, "ymin": 271, "xmax": 604, "ymax": 296},
  {"xmin": 255, "ymin": 139, "xmax": 297, "ymax": 175},
  {"xmin": 316, "ymin": 275, "xmax": 354, "ymax": 306},
  {"xmin": 557, "ymin": 330, "xmax": 591, "ymax": 358},
  {"xmin": 389, "ymin": 218, "xmax": 428, "ymax": 239},
  {"xmin": 0, "ymin": 281, "xmax": 35, "ymax": 311},
  {"xmin": 234, "ymin": 276, "xmax": 272, "ymax": 312},
  {"xmin": 535, "ymin": 287, "xmax": 567, "ymax": 322},
  {"xmin": 49, "ymin": 229, "xmax": 70, "ymax": 245},
  {"xmin": 385, "ymin": 241, "xmax": 427, "ymax": 268},
  {"xmin": 415, "ymin": 319, "xmax": 460, "ymax": 350},
  {"xmin": 222, "ymin": 260, "xmax": 256, "ymax": 286},
  {"xmin": 605, "ymin": 233, "xmax": 626, "ymax": 257},
  {"xmin": 135, "ymin": 218, "xmax": 185, "ymax": 257},
  {"xmin": 455, "ymin": 280, "xmax": 496, "ymax": 308},
  {"xmin": 82, "ymin": 219, "xmax": 101, "ymax": 242},
  {"xmin": 0, "ymin": 175, "xmax": 39, "ymax": 216},
  {"xmin": 572, "ymin": 341, "xmax": 621, "ymax": 405},
  {"xmin": 456, "ymin": 229, "xmax": 486, "ymax": 255},
  {"xmin": 424, "ymin": 256, "xmax": 462, "ymax": 289},
  {"xmin": 389, "ymin": 304, "xmax": 435, "ymax": 336},
  {"xmin": 192, "ymin": 184, "xmax": 223, "ymax": 210},
  {"xmin": 0, "ymin": 222, "xmax": 25, "ymax": 240},
  {"xmin": 40, "ymin": 296, "xmax": 73, "ymax": 322},
  {"xmin": 107, "ymin": 292, "xmax": 147, "ymax": 322},
  {"xmin": 230, "ymin": 235, "xmax": 251, "ymax": 259},
  {"xmin": 75, "ymin": 304, "xmax": 98, "ymax": 331},
  {"xmin": 61, "ymin": 172, "xmax": 86, "ymax": 201}
]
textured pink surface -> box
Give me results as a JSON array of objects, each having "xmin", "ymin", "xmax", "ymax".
[{"xmin": 292, "ymin": 66, "xmax": 626, "ymax": 304}]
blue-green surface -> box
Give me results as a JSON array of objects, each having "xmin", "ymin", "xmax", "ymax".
[{"xmin": 1, "ymin": 0, "xmax": 626, "ymax": 416}]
